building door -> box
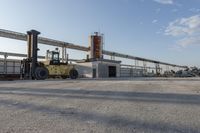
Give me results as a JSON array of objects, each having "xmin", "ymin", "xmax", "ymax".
[
  {"xmin": 108, "ymin": 66, "xmax": 116, "ymax": 77},
  {"xmin": 93, "ymin": 68, "xmax": 96, "ymax": 78}
]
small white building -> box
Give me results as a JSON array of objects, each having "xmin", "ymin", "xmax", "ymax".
[{"xmin": 76, "ymin": 59, "xmax": 121, "ymax": 78}]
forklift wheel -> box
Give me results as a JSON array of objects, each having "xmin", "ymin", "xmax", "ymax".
[
  {"xmin": 35, "ymin": 67, "xmax": 49, "ymax": 80},
  {"xmin": 69, "ymin": 69, "xmax": 78, "ymax": 79}
]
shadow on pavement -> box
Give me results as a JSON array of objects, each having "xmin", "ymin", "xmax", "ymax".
[
  {"xmin": 0, "ymin": 99, "xmax": 198, "ymax": 133},
  {"xmin": 0, "ymin": 87, "xmax": 200, "ymax": 105}
]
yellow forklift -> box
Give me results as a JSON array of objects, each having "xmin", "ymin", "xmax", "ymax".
[
  {"xmin": 44, "ymin": 48, "xmax": 78, "ymax": 79},
  {"xmin": 21, "ymin": 30, "xmax": 78, "ymax": 80}
]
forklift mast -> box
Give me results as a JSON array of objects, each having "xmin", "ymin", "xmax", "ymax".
[{"xmin": 27, "ymin": 30, "xmax": 40, "ymax": 76}]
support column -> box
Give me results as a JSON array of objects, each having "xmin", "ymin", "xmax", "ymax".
[
  {"xmin": 135, "ymin": 60, "xmax": 138, "ymax": 69},
  {"xmin": 62, "ymin": 46, "xmax": 65, "ymax": 62},
  {"xmin": 143, "ymin": 61, "xmax": 147, "ymax": 76},
  {"xmin": 3, "ymin": 53, "xmax": 8, "ymax": 74},
  {"xmin": 61, "ymin": 46, "xmax": 67, "ymax": 62},
  {"xmin": 155, "ymin": 63, "xmax": 160, "ymax": 76}
]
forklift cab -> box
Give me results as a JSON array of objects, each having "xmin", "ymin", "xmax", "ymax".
[{"xmin": 46, "ymin": 48, "xmax": 60, "ymax": 65}]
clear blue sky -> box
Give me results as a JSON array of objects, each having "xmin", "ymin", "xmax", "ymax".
[{"xmin": 0, "ymin": 0, "xmax": 200, "ymax": 67}]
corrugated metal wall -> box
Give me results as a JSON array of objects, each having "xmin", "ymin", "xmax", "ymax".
[
  {"xmin": 0, "ymin": 59, "xmax": 21, "ymax": 75},
  {"xmin": 120, "ymin": 67, "xmax": 144, "ymax": 77}
]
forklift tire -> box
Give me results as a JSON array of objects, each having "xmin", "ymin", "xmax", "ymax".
[
  {"xmin": 69, "ymin": 69, "xmax": 78, "ymax": 79},
  {"xmin": 35, "ymin": 67, "xmax": 49, "ymax": 80}
]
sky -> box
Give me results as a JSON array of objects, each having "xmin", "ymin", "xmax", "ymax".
[{"xmin": 0, "ymin": 0, "xmax": 200, "ymax": 67}]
